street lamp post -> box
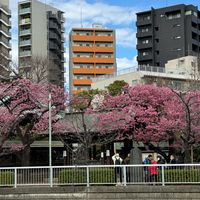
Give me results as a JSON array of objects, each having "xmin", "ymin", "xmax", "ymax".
[{"xmin": 48, "ymin": 90, "xmax": 52, "ymax": 187}]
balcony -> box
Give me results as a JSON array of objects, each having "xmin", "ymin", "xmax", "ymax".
[
  {"xmin": 49, "ymin": 22, "xmax": 59, "ymax": 30},
  {"xmin": 19, "ymin": 50, "xmax": 31, "ymax": 57},
  {"xmin": 0, "ymin": 29, "xmax": 11, "ymax": 38},
  {"xmin": 73, "ymin": 67, "xmax": 114, "ymax": 75},
  {"xmin": 0, "ymin": 15, "xmax": 11, "ymax": 27},
  {"xmin": 136, "ymin": 18, "xmax": 152, "ymax": 26},
  {"xmin": 137, "ymin": 54, "xmax": 153, "ymax": 61},
  {"xmin": 19, "ymin": 40, "xmax": 31, "ymax": 46},
  {"xmin": 19, "ymin": 8, "xmax": 31, "ymax": 15},
  {"xmin": 0, "ymin": 5, "xmax": 11, "ymax": 16},
  {"xmin": 0, "ymin": 41, "xmax": 11, "ymax": 49},
  {"xmin": 72, "ymin": 35, "xmax": 114, "ymax": 42},
  {"xmin": 72, "ymin": 46, "xmax": 114, "ymax": 53},
  {"xmin": 19, "ymin": 18, "xmax": 31, "ymax": 25},
  {"xmin": 72, "ymin": 57, "xmax": 114, "ymax": 64},
  {"xmin": 136, "ymin": 42, "xmax": 152, "ymax": 50},
  {"xmin": 49, "ymin": 32, "xmax": 59, "ymax": 40},
  {"xmin": 73, "ymin": 79, "xmax": 92, "ymax": 85},
  {"xmin": 19, "ymin": 29, "xmax": 31, "ymax": 36},
  {"xmin": 136, "ymin": 31, "xmax": 152, "ymax": 38}
]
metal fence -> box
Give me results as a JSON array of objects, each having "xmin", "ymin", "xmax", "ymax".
[{"xmin": 0, "ymin": 164, "xmax": 200, "ymax": 188}]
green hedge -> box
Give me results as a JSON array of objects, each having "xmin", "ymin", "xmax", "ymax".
[
  {"xmin": 0, "ymin": 171, "xmax": 14, "ymax": 185},
  {"xmin": 58, "ymin": 168, "xmax": 114, "ymax": 184},
  {"xmin": 157, "ymin": 168, "xmax": 200, "ymax": 183}
]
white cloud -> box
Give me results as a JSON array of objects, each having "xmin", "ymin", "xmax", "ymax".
[
  {"xmin": 116, "ymin": 56, "xmax": 137, "ymax": 71},
  {"xmin": 116, "ymin": 28, "xmax": 136, "ymax": 48},
  {"xmin": 49, "ymin": 0, "xmax": 138, "ymax": 49}
]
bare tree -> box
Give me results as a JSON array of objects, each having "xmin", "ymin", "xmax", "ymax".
[{"xmin": 19, "ymin": 55, "xmax": 55, "ymax": 84}]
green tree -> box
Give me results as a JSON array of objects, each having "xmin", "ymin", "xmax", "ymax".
[{"xmin": 107, "ymin": 80, "xmax": 128, "ymax": 96}]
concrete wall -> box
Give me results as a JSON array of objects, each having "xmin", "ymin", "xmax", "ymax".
[
  {"xmin": 165, "ymin": 56, "xmax": 198, "ymax": 75},
  {"xmin": 1, "ymin": 186, "xmax": 200, "ymax": 200}
]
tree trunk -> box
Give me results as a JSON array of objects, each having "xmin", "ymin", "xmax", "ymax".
[
  {"xmin": 21, "ymin": 144, "xmax": 31, "ymax": 166},
  {"xmin": 184, "ymin": 142, "xmax": 191, "ymax": 163}
]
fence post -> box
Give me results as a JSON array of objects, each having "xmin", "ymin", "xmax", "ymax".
[
  {"xmin": 161, "ymin": 165, "xmax": 165, "ymax": 186},
  {"xmin": 86, "ymin": 166, "xmax": 90, "ymax": 187},
  {"xmin": 14, "ymin": 168, "xmax": 17, "ymax": 188},
  {"xmin": 123, "ymin": 165, "xmax": 127, "ymax": 186},
  {"xmin": 50, "ymin": 167, "xmax": 53, "ymax": 187}
]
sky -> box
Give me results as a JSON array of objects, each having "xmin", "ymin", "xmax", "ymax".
[{"xmin": 9, "ymin": 0, "xmax": 200, "ymax": 87}]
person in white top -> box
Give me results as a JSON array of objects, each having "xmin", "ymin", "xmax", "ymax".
[{"xmin": 112, "ymin": 153, "xmax": 123, "ymax": 184}]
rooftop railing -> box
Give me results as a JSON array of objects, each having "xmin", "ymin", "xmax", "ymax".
[{"xmin": 92, "ymin": 65, "xmax": 165, "ymax": 82}]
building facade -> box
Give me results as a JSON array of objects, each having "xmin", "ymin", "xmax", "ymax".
[
  {"xmin": 91, "ymin": 62, "xmax": 198, "ymax": 91},
  {"xmin": 136, "ymin": 4, "xmax": 200, "ymax": 67},
  {"xmin": 0, "ymin": 0, "xmax": 11, "ymax": 81},
  {"xmin": 18, "ymin": 0, "xmax": 65, "ymax": 87},
  {"xmin": 69, "ymin": 25, "xmax": 116, "ymax": 94}
]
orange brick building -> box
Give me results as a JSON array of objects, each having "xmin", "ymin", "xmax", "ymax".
[{"xmin": 69, "ymin": 26, "xmax": 116, "ymax": 94}]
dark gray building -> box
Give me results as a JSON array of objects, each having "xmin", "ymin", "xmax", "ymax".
[{"xmin": 136, "ymin": 4, "xmax": 200, "ymax": 67}]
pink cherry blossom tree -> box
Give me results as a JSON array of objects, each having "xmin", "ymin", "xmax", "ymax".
[
  {"xmin": 97, "ymin": 84, "xmax": 200, "ymax": 163},
  {"xmin": 0, "ymin": 78, "xmax": 65, "ymax": 166}
]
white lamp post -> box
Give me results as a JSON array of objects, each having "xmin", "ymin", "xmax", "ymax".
[{"xmin": 48, "ymin": 91, "xmax": 52, "ymax": 187}]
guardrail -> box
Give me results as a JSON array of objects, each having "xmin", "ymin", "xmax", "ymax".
[{"xmin": 0, "ymin": 164, "xmax": 200, "ymax": 188}]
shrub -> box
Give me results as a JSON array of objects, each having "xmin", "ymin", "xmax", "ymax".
[
  {"xmin": 58, "ymin": 167, "xmax": 114, "ymax": 184},
  {"xmin": 157, "ymin": 167, "xmax": 200, "ymax": 183},
  {"xmin": 0, "ymin": 171, "xmax": 14, "ymax": 185}
]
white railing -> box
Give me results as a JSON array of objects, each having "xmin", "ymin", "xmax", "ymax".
[{"xmin": 0, "ymin": 164, "xmax": 200, "ymax": 188}]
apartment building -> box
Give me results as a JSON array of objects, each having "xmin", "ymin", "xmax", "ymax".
[
  {"xmin": 18, "ymin": 0, "xmax": 65, "ymax": 87},
  {"xmin": 0, "ymin": 0, "xmax": 11, "ymax": 81},
  {"xmin": 136, "ymin": 4, "xmax": 200, "ymax": 68},
  {"xmin": 69, "ymin": 25, "xmax": 116, "ymax": 94}
]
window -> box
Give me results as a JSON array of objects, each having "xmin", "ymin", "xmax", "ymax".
[
  {"xmin": 89, "ymin": 55, "xmax": 93, "ymax": 57},
  {"xmin": 156, "ymin": 51, "xmax": 159, "ymax": 55},
  {"xmin": 155, "ymin": 27, "xmax": 159, "ymax": 31},
  {"xmin": 173, "ymin": 24, "xmax": 181, "ymax": 27},
  {"xmin": 167, "ymin": 13, "xmax": 181, "ymax": 20},
  {"xmin": 160, "ymin": 14, "xmax": 165, "ymax": 18},
  {"xmin": 155, "ymin": 38, "xmax": 159, "ymax": 43},
  {"xmin": 141, "ymin": 28, "xmax": 149, "ymax": 32},
  {"xmin": 142, "ymin": 39, "xmax": 149, "ymax": 44},
  {"xmin": 143, "ymin": 15, "xmax": 150, "ymax": 20},
  {"xmin": 77, "ymin": 55, "xmax": 80, "ymax": 57},
  {"xmin": 142, "ymin": 52, "xmax": 149, "ymax": 56},
  {"xmin": 86, "ymin": 44, "xmax": 90, "ymax": 46}
]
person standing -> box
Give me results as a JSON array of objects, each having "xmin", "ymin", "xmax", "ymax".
[
  {"xmin": 148, "ymin": 155, "xmax": 158, "ymax": 184},
  {"xmin": 112, "ymin": 153, "xmax": 123, "ymax": 185},
  {"xmin": 124, "ymin": 153, "xmax": 131, "ymax": 182},
  {"xmin": 143, "ymin": 155, "xmax": 151, "ymax": 182}
]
